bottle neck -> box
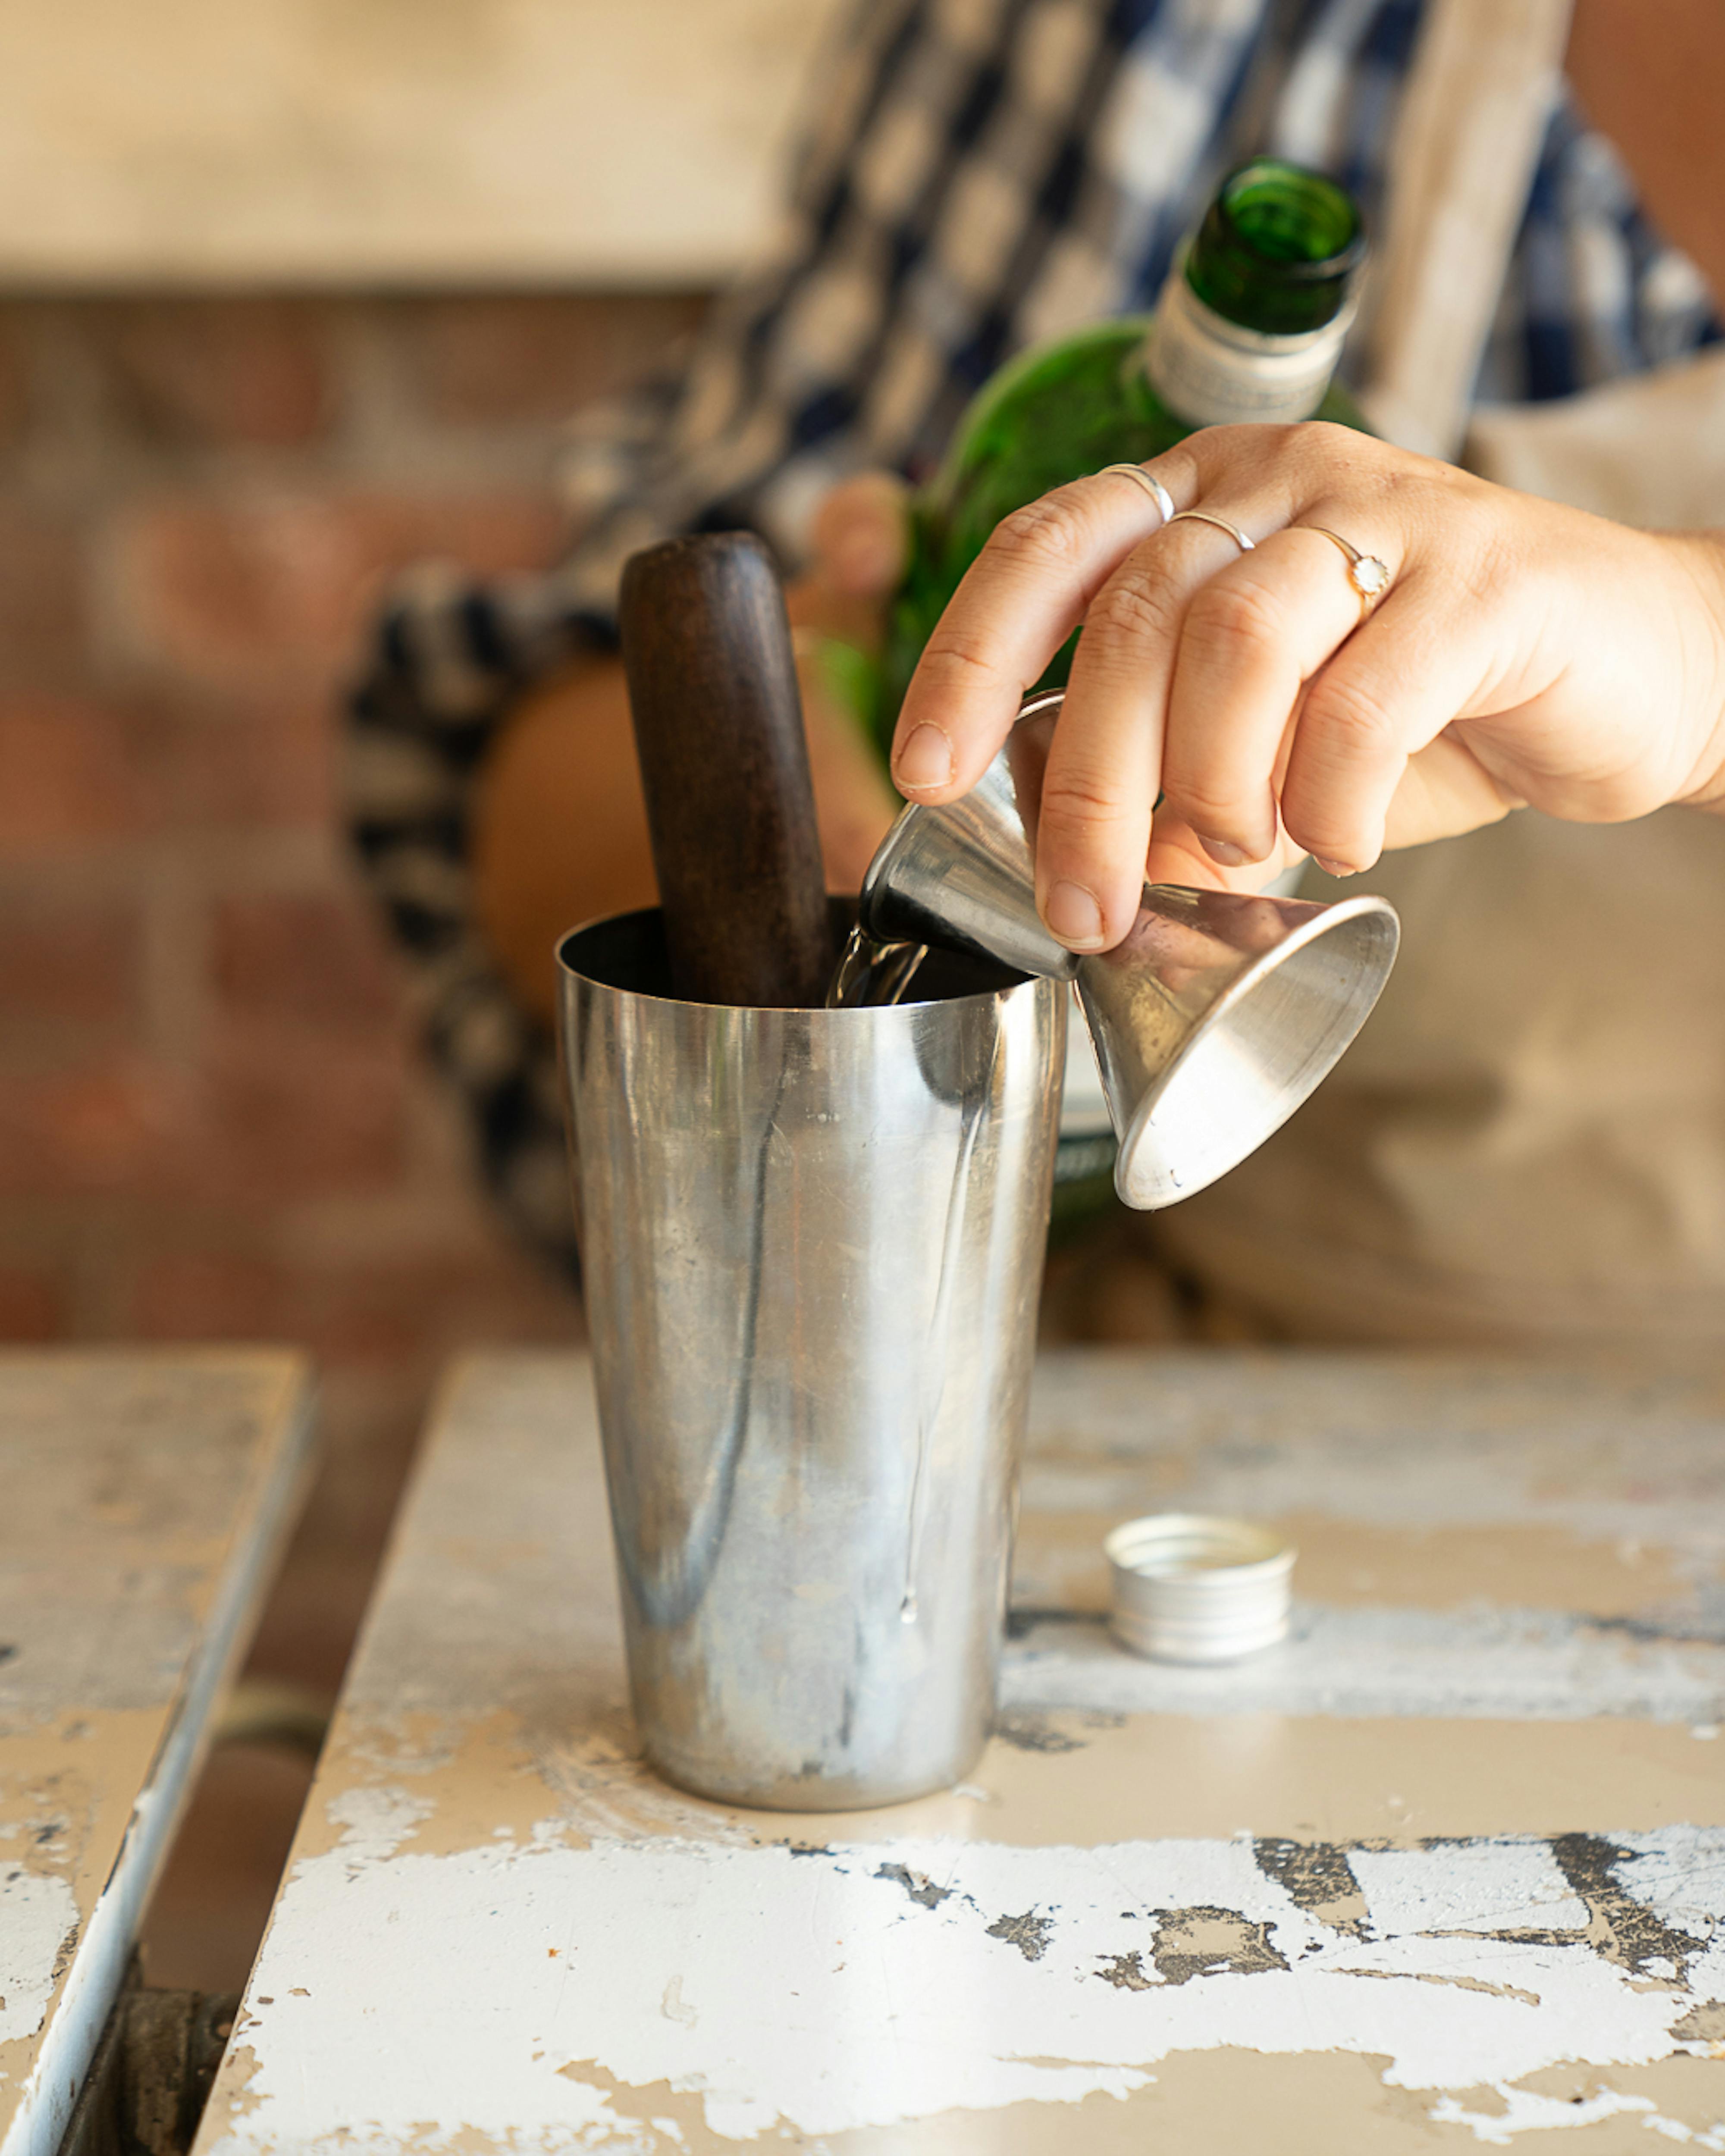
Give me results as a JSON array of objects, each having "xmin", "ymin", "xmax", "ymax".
[{"xmin": 1144, "ymin": 260, "xmax": 1352, "ymax": 429}]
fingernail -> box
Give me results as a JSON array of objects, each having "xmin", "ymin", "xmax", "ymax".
[
  {"xmin": 1198, "ymin": 835, "xmax": 1251, "ymax": 868},
  {"xmin": 1314, "ymin": 856, "xmax": 1356, "ymax": 878},
  {"xmin": 894, "ymin": 723, "xmax": 953, "ymax": 792},
  {"xmin": 1042, "ymin": 880, "xmax": 1105, "ymax": 950}
]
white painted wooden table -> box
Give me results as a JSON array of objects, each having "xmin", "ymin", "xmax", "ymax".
[
  {"xmin": 195, "ymin": 1351, "xmax": 1725, "ymax": 2154},
  {"xmin": 0, "ymin": 1349, "xmax": 314, "ymax": 2156}
]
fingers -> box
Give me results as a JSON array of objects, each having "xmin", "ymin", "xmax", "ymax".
[
  {"xmin": 887, "ymin": 421, "xmax": 1536, "ymax": 951},
  {"xmin": 1162, "ymin": 528, "xmax": 1371, "ymax": 861},
  {"xmin": 890, "ymin": 451, "xmax": 1202, "ymax": 803},
  {"xmin": 1380, "ymin": 728, "xmax": 1525, "ymax": 852},
  {"xmin": 887, "ymin": 422, "xmax": 1368, "ymax": 822},
  {"xmin": 1028, "ymin": 511, "xmax": 1268, "ymax": 944},
  {"xmin": 1031, "ymin": 517, "xmax": 1391, "ymax": 945},
  {"xmin": 1275, "ymin": 570, "xmax": 1495, "ymax": 870},
  {"xmin": 1144, "ymin": 814, "xmax": 1311, "ymax": 894}
]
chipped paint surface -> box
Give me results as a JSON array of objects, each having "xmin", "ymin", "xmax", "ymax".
[
  {"xmin": 0, "ymin": 1351, "xmax": 313, "ymax": 2156},
  {"xmin": 1004, "ymin": 1602, "xmax": 1725, "ymax": 1721},
  {"xmin": 208, "ymin": 1821, "xmax": 1725, "ymax": 2150},
  {"xmin": 0, "ymin": 1872, "xmax": 77, "ymax": 2046},
  {"xmin": 194, "ymin": 1353, "xmax": 1725, "ymax": 2153}
]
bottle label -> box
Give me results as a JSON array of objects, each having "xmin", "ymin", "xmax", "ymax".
[{"xmin": 1145, "ymin": 267, "xmax": 1349, "ymax": 430}]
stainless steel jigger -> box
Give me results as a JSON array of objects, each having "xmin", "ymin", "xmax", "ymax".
[{"xmin": 858, "ymin": 691, "xmax": 1400, "ymax": 1207}]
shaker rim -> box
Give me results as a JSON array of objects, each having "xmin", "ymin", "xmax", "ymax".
[{"xmin": 557, "ymin": 903, "xmax": 1038, "ymax": 1016}]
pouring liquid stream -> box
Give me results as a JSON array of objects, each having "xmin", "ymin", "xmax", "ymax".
[{"xmin": 827, "ymin": 923, "xmax": 928, "ymax": 1009}]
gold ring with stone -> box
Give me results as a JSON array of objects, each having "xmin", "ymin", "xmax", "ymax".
[
  {"xmin": 1166, "ymin": 509, "xmax": 1255, "ymax": 552},
  {"xmin": 1302, "ymin": 526, "xmax": 1391, "ymax": 614},
  {"xmin": 1098, "ymin": 463, "xmax": 1176, "ymax": 523}
]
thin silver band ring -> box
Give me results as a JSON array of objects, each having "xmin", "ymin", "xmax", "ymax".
[
  {"xmin": 1098, "ymin": 462, "xmax": 1176, "ymax": 523},
  {"xmin": 1166, "ymin": 508, "xmax": 1255, "ymax": 552}
]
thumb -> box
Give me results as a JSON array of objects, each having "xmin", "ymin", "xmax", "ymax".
[{"xmin": 1379, "ymin": 729, "xmax": 1524, "ymax": 856}]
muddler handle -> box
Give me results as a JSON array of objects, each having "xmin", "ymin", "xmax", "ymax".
[{"xmin": 618, "ymin": 531, "xmax": 833, "ymax": 1008}]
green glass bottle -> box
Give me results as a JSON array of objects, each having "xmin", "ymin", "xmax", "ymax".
[{"xmin": 859, "ymin": 157, "xmax": 1368, "ymax": 761}]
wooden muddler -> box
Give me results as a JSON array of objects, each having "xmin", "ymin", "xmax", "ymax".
[{"xmin": 618, "ymin": 531, "xmax": 832, "ymax": 1009}]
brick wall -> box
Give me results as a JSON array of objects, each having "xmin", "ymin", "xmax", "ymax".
[{"xmin": 0, "ymin": 291, "xmax": 708, "ymax": 1685}]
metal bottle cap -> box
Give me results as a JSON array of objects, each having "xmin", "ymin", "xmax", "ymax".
[{"xmin": 1105, "ymin": 1512, "xmax": 1295, "ymax": 1663}]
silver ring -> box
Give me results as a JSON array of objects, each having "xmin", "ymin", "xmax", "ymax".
[
  {"xmin": 1166, "ymin": 509, "xmax": 1255, "ymax": 552},
  {"xmin": 1016, "ymin": 688, "xmax": 1066, "ymax": 724},
  {"xmin": 1301, "ymin": 525, "xmax": 1391, "ymax": 613},
  {"xmin": 1098, "ymin": 463, "xmax": 1176, "ymax": 523}
]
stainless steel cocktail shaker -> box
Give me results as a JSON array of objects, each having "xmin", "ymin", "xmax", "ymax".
[{"xmin": 559, "ymin": 909, "xmax": 1063, "ymax": 1810}]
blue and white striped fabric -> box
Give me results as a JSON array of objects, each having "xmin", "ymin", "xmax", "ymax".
[{"xmin": 347, "ymin": 0, "xmax": 1719, "ymax": 1272}]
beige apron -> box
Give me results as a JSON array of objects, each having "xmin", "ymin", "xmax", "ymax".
[{"xmin": 1152, "ymin": 0, "xmax": 1725, "ymax": 1351}]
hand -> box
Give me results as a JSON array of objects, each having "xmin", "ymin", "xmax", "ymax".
[{"xmin": 889, "ymin": 422, "xmax": 1725, "ymax": 952}]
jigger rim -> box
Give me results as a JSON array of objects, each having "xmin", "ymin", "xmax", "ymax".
[{"xmin": 1112, "ymin": 885, "xmax": 1399, "ymax": 1210}]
